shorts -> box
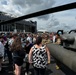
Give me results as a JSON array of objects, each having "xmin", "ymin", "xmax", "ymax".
[{"xmin": 13, "ymin": 57, "xmax": 23, "ymax": 66}]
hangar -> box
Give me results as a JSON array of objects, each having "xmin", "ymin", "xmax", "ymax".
[{"xmin": 0, "ymin": 11, "xmax": 37, "ymax": 33}]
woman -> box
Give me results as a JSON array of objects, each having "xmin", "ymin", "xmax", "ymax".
[
  {"xmin": 11, "ymin": 37, "xmax": 25, "ymax": 75},
  {"xmin": 29, "ymin": 36, "xmax": 51, "ymax": 75}
]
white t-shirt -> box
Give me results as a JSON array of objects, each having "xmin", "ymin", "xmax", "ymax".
[{"xmin": 26, "ymin": 37, "xmax": 32, "ymax": 43}]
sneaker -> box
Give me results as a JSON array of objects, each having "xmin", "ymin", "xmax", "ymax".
[
  {"xmin": 56, "ymin": 65, "xmax": 60, "ymax": 70},
  {"xmin": 25, "ymin": 72, "xmax": 27, "ymax": 75}
]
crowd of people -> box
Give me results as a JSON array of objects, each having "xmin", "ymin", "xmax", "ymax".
[{"xmin": 0, "ymin": 32, "xmax": 62, "ymax": 75}]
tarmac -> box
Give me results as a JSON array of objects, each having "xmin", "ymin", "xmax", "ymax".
[{"xmin": 0, "ymin": 57, "xmax": 76, "ymax": 75}]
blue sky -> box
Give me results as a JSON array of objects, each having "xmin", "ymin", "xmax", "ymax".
[{"xmin": 0, "ymin": 0, "xmax": 76, "ymax": 32}]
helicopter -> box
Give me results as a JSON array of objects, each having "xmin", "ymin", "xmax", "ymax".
[{"xmin": 58, "ymin": 29, "xmax": 76, "ymax": 50}]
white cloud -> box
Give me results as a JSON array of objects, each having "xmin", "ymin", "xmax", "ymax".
[
  {"xmin": 11, "ymin": 0, "xmax": 55, "ymax": 20},
  {"xmin": 0, "ymin": 0, "xmax": 76, "ymax": 32}
]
